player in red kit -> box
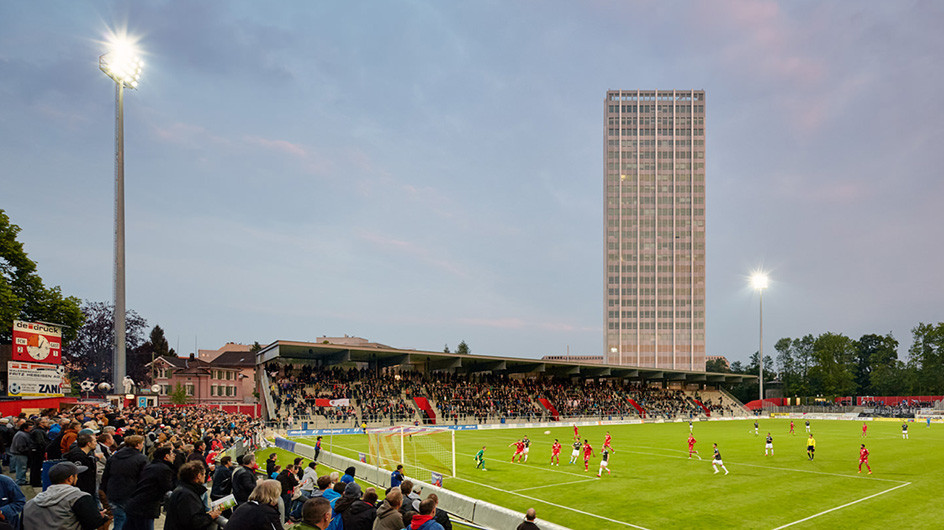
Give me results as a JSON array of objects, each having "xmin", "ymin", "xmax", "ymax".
[
  {"xmin": 550, "ymin": 439, "xmax": 562, "ymax": 466},
  {"xmin": 573, "ymin": 424, "xmax": 579, "ymax": 441},
  {"xmin": 603, "ymin": 431, "xmax": 615, "ymax": 452},
  {"xmin": 688, "ymin": 433, "xmax": 699, "ymax": 459},
  {"xmin": 789, "ymin": 421, "xmax": 795, "ymax": 435},
  {"xmin": 582, "ymin": 440, "xmax": 594, "ymax": 471},
  {"xmin": 858, "ymin": 444, "xmax": 871, "ymax": 474},
  {"xmin": 508, "ymin": 439, "xmax": 525, "ymax": 463},
  {"xmin": 861, "ymin": 422, "xmax": 868, "ymax": 437}
]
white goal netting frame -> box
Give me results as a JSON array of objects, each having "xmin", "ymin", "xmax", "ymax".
[{"xmin": 367, "ymin": 425, "xmax": 456, "ymax": 478}]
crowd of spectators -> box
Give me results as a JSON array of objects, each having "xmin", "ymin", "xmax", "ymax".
[
  {"xmin": 0, "ymin": 403, "xmax": 264, "ymax": 530},
  {"xmin": 267, "ymin": 364, "xmax": 740, "ymax": 428}
]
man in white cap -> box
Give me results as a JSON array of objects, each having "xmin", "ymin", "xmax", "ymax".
[{"xmin": 22, "ymin": 461, "xmax": 109, "ymax": 529}]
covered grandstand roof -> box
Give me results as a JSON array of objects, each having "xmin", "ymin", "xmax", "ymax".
[{"xmin": 255, "ymin": 340, "xmax": 752, "ymax": 384}]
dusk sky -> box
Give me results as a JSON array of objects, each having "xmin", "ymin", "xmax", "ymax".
[{"xmin": 2, "ymin": 1, "xmax": 942, "ymax": 366}]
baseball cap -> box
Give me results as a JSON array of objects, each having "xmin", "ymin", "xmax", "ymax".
[
  {"xmin": 49, "ymin": 462, "xmax": 89, "ymax": 484},
  {"xmin": 79, "ymin": 428, "xmax": 97, "ymax": 436}
]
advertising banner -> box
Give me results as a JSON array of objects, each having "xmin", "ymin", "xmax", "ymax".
[
  {"xmin": 7, "ymin": 361, "xmax": 66, "ymax": 397},
  {"xmin": 314, "ymin": 398, "xmax": 351, "ymax": 407},
  {"xmin": 12, "ymin": 320, "xmax": 62, "ymax": 364}
]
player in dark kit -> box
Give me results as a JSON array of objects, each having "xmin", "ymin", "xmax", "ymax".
[
  {"xmin": 711, "ymin": 443, "xmax": 729, "ymax": 475},
  {"xmin": 765, "ymin": 433, "xmax": 774, "ymax": 456},
  {"xmin": 597, "ymin": 448, "xmax": 611, "ymax": 477},
  {"xmin": 569, "ymin": 439, "xmax": 581, "ymax": 464}
]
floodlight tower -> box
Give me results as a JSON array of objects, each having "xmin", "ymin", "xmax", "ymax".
[
  {"xmin": 99, "ymin": 38, "xmax": 143, "ymax": 389},
  {"xmin": 750, "ymin": 272, "xmax": 769, "ymax": 408}
]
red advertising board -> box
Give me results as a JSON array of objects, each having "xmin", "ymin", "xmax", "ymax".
[{"xmin": 12, "ymin": 320, "xmax": 62, "ymax": 364}]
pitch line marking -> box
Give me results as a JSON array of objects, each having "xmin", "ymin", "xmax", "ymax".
[
  {"xmin": 771, "ymin": 481, "xmax": 912, "ymax": 529},
  {"xmin": 512, "ymin": 477, "xmax": 600, "ymax": 492},
  {"xmin": 629, "ymin": 447, "xmax": 910, "ymax": 484},
  {"xmin": 454, "ymin": 474, "xmax": 652, "ymax": 530}
]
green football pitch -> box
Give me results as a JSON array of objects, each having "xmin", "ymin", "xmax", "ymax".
[{"xmin": 286, "ymin": 419, "xmax": 943, "ymax": 529}]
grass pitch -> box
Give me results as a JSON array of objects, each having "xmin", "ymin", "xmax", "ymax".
[{"xmin": 288, "ymin": 419, "xmax": 943, "ymax": 529}]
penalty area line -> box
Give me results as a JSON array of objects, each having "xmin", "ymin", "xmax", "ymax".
[{"xmin": 771, "ymin": 481, "xmax": 911, "ymax": 530}]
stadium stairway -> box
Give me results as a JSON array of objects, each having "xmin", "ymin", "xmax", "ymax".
[
  {"xmin": 260, "ymin": 369, "xmax": 278, "ymax": 421},
  {"xmin": 692, "ymin": 397, "xmax": 711, "ymax": 417},
  {"xmin": 537, "ymin": 397, "xmax": 561, "ymax": 421},
  {"xmin": 627, "ymin": 397, "xmax": 647, "ymax": 418}
]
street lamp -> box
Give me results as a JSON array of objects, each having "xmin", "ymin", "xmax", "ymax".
[
  {"xmin": 750, "ymin": 272, "xmax": 769, "ymax": 409},
  {"xmin": 100, "ymin": 36, "xmax": 143, "ymax": 390}
]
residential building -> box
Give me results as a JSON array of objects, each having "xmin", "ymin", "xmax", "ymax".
[
  {"xmin": 149, "ymin": 353, "xmax": 253, "ymax": 404},
  {"xmin": 605, "ymin": 89, "xmax": 706, "ymax": 371}
]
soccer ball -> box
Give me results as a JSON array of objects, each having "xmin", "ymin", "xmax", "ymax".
[
  {"xmin": 544, "ymin": 430, "xmax": 551, "ymax": 435},
  {"xmin": 97, "ymin": 382, "xmax": 112, "ymax": 393},
  {"xmin": 80, "ymin": 380, "xmax": 95, "ymax": 392},
  {"xmin": 150, "ymin": 384, "xmax": 161, "ymax": 393},
  {"xmin": 8, "ymin": 382, "xmax": 21, "ymax": 395}
]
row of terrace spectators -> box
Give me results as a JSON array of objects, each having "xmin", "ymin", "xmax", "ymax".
[{"xmin": 268, "ymin": 365, "xmax": 740, "ymax": 426}]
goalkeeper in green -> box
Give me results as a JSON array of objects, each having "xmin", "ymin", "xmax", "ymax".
[{"xmin": 474, "ymin": 445, "xmax": 487, "ymax": 470}]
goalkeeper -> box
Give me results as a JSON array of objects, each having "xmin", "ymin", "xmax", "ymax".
[{"xmin": 474, "ymin": 445, "xmax": 487, "ymax": 470}]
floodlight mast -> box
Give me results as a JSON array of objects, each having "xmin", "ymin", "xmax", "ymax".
[
  {"xmin": 750, "ymin": 272, "xmax": 769, "ymax": 409},
  {"xmin": 99, "ymin": 41, "xmax": 143, "ymax": 390}
]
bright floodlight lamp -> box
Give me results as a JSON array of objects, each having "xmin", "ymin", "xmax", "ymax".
[
  {"xmin": 100, "ymin": 36, "xmax": 143, "ymax": 392},
  {"xmin": 99, "ymin": 41, "xmax": 143, "ymax": 88},
  {"xmin": 750, "ymin": 272, "xmax": 769, "ymax": 291}
]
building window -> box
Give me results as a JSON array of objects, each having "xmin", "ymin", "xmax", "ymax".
[
  {"xmin": 185, "ymin": 384, "xmax": 194, "ymax": 396},
  {"xmin": 210, "ymin": 385, "xmax": 217, "ymax": 397}
]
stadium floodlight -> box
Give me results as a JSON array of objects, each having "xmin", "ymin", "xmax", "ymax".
[
  {"xmin": 99, "ymin": 34, "xmax": 143, "ymax": 390},
  {"xmin": 368, "ymin": 425, "xmax": 456, "ymax": 478},
  {"xmin": 750, "ymin": 271, "xmax": 769, "ymax": 409}
]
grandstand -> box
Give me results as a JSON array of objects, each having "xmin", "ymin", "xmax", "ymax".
[{"xmin": 255, "ymin": 340, "xmax": 752, "ymax": 429}]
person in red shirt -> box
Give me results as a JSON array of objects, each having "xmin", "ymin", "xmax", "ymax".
[
  {"xmin": 861, "ymin": 422, "xmax": 868, "ymax": 437},
  {"xmin": 789, "ymin": 421, "xmax": 795, "ymax": 435},
  {"xmin": 550, "ymin": 439, "xmax": 562, "ymax": 466},
  {"xmin": 508, "ymin": 439, "xmax": 525, "ymax": 463},
  {"xmin": 688, "ymin": 434, "xmax": 699, "ymax": 459},
  {"xmin": 603, "ymin": 432, "xmax": 614, "ymax": 452},
  {"xmin": 858, "ymin": 444, "xmax": 871, "ymax": 474},
  {"xmin": 582, "ymin": 440, "xmax": 594, "ymax": 471},
  {"xmin": 573, "ymin": 424, "xmax": 579, "ymax": 441}
]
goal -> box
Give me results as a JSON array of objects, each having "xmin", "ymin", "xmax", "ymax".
[{"xmin": 367, "ymin": 425, "xmax": 456, "ymax": 478}]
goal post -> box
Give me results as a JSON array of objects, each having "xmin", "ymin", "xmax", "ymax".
[{"xmin": 367, "ymin": 425, "xmax": 456, "ymax": 478}]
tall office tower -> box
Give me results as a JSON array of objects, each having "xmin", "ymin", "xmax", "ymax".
[{"xmin": 604, "ymin": 90, "xmax": 706, "ymax": 371}]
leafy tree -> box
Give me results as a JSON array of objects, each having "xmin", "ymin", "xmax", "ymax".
[
  {"xmin": 249, "ymin": 341, "xmax": 263, "ymax": 353},
  {"xmin": 705, "ymin": 358, "xmax": 728, "ymax": 373},
  {"xmin": 456, "ymin": 340, "xmax": 470, "ymax": 355},
  {"xmin": 853, "ymin": 333, "xmax": 898, "ymax": 395},
  {"xmin": 170, "ymin": 382, "xmax": 189, "ymax": 405},
  {"xmin": 0, "ymin": 209, "xmax": 84, "ymax": 345},
  {"xmin": 809, "ymin": 333, "xmax": 856, "ymax": 396},
  {"xmin": 135, "ymin": 325, "xmax": 176, "ymax": 384},
  {"xmin": 909, "ymin": 322, "xmax": 944, "ymax": 394},
  {"xmin": 67, "ymin": 301, "xmax": 147, "ymax": 383}
]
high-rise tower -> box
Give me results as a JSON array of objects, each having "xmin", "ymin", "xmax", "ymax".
[{"xmin": 604, "ymin": 90, "xmax": 706, "ymax": 370}]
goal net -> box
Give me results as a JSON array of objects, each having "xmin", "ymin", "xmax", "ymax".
[{"xmin": 367, "ymin": 426, "xmax": 456, "ymax": 478}]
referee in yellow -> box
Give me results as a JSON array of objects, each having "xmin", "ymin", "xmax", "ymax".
[{"xmin": 807, "ymin": 434, "xmax": 816, "ymax": 460}]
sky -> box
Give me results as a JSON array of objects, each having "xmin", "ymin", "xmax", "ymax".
[{"xmin": 2, "ymin": 1, "xmax": 943, "ymax": 366}]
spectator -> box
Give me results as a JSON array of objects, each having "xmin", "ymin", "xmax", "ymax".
[
  {"xmin": 233, "ymin": 453, "xmax": 260, "ymax": 505},
  {"xmin": 398, "ymin": 480, "xmax": 417, "ymax": 517},
  {"xmin": 298, "ymin": 497, "xmax": 333, "ymax": 530},
  {"xmin": 60, "ymin": 421, "xmax": 81, "ymax": 455},
  {"xmin": 340, "ymin": 466, "xmax": 356, "ymax": 484},
  {"xmin": 28, "ymin": 418, "xmax": 50, "ymax": 487},
  {"xmin": 187, "ymin": 441, "xmax": 208, "ymax": 475},
  {"xmin": 276, "ymin": 465, "xmax": 299, "ymax": 517},
  {"xmin": 0, "ymin": 474, "xmax": 25, "ymax": 528},
  {"xmin": 63, "ymin": 433, "xmax": 98, "ymax": 497},
  {"xmin": 373, "ymin": 488, "xmax": 402, "ymax": 530},
  {"xmin": 323, "ymin": 472, "xmax": 341, "ymax": 506},
  {"xmin": 210, "ymin": 455, "xmax": 234, "ymax": 502},
  {"xmin": 8, "ymin": 422, "xmax": 32, "ymax": 486},
  {"xmin": 409, "ymin": 499, "xmax": 444, "ymax": 530},
  {"xmin": 402, "ymin": 510, "xmax": 418, "ymax": 530},
  {"xmin": 164, "ymin": 460, "xmax": 221, "ymax": 530},
  {"xmin": 225, "ymin": 479, "xmax": 284, "ymax": 530},
  {"xmin": 342, "ymin": 486, "xmax": 377, "ymax": 530},
  {"xmin": 332, "ymin": 482, "xmax": 360, "ymax": 527},
  {"xmin": 100, "ymin": 434, "xmax": 147, "ymax": 530},
  {"xmin": 22, "ymin": 462, "xmax": 107, "ymax": 530},
  {"xmin": 390, "ymin": 464, "xmax": 404, "ymax": 489},
  {"xmin": 0, "ymin": 418, "xmax": 14, "ymax": 471},
  {"xmin": 123, "ymin": 446, "xmax": 176, "ymax": 530},
  {"xmin": 265, "ymin": 453, "xmax": 278, "ymax": 477},
  {"xmin": 426, "ymin": 494, "xmax": 452, "ymax": 530},
  {"xmin": 517, "ymin": 508, "xmax": 540, "ymax": 530}
]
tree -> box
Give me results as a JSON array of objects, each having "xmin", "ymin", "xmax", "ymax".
[
  {"xmin": 705, "ymin": 358, "xmax": 728, "ymax": 373},
  {"xmin": 854, "ymin": 333, "xmax": 898, "ymax": 395},
  {"xmin": 249, "ymin": 341, "xmax": 263, "ymax": 353},
  {"xmin": 443, "ymin": 344, "xmax": 451, "ymax": 353},
  {"xmin": 809, "ymin": 332, "xmax": 856, "ymax": 396},
  {"xmin": 909, "ymin": 322, "xmax": 944, "ymax": 394},
  {"xmin": 170, "ymin": 382, "xmax": 189, "ymax": 405},
  {"xmin": 456, "ymin": 341, "xmax": 470, "ymax": 355},
  {"xmin": 0, "ymin": 209, "xmax": 84, "ymax": 345},
  {"xmin": 67, "ymin": 301, "xmax": 147, "ymax": 383},
  {"xmin": 134, "ymin": 325, "xmax": 176, "ymax": 384}
]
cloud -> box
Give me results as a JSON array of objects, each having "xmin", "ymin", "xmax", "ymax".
[
  {"xmin": 457, "ymin": 316, "xmax": 597, "ymax": 333},
  {"xmin": 357, "ymin": 230, "xmax": 469, "ymax": 278},
  {"xmin": 244, "ymin": 135, "xmax": 307, "ymax": 158}
]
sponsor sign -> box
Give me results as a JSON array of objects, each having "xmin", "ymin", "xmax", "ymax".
[
  {"xmin": 314, "ymin": 398, "xmax": 351, "ymax": 407},
  {"xmin": 358, "ymin": 452, "xmax": 367, "ymax": 463},
  {"xmin": 12, "ymin": 320, "xmax": 62, "ymax": 364},
  {"xmin": 431, "ymin": 472, "xmax": 443, "ymax": 487},
  {"xmin": 7, "ymin": 361, "xmax": 65, "ymax": 397}
]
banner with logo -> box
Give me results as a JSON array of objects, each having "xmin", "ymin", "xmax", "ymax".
[
  {"xmin": 431, "ymin": 472, "xmax": 443, "ymax": 487},
  {"xmin": 7, "ymin": 361, "xmax": 65, "ymax": 397},
  {"xmin": 12, "ymin": 320, "xmax": 62, "ymax": 364},
  {"xmin": 314, "ymin": 398, "xmax": 351, "ymax": 407}
]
